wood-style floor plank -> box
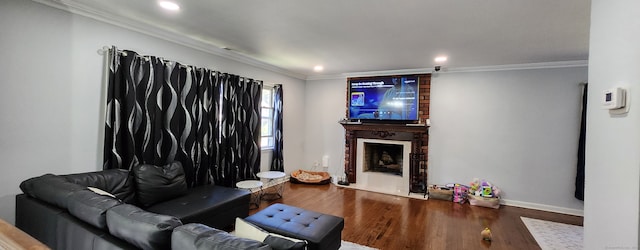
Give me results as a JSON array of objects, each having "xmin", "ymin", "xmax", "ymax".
[{"xmin": 250, "ymin": 182, "xmax": 582, "ymax": 250}]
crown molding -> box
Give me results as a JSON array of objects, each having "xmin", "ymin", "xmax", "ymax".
[
  {"xmin": 439, "ymin": 60, "xmax": 589, "ymax": 74},
  {"xmin": 305, "ymin": 74, "xmax": 348, "ymax": 81},
  {"xmin": 306, "ymin": 68, "xmax": 432, "ymax": 81},
  {"xmin": 30, "ymin": 0, "xmax": 307, "ymax": 80},
  {"xmin": 344, "ymin": 68, "xmax": 433, "ymax": 78},
  {"xmin": 306, "ymin": 60, "xmax": 588, "ymax": 81}
]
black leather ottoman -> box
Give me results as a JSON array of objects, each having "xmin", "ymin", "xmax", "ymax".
[{"xmin": 244, "ymin": 203, "xmax": 344, "ymax": 250}]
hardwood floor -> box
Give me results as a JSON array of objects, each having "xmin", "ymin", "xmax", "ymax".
[{"xmin": 250, "ymin": 182, "xmax": 583, "ymax": 250}]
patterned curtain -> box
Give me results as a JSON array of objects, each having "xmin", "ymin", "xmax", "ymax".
[
  {"xmin": 103, "ymin": 47, "xmax": 262, "ymax": 187},
  {"xmin": 270, "ymin": 84, "xmax": 284, "ymax": 171},
  {"xmin": 575, "ymin": 83, "xmax": 587, "ymax": 200},
  {"xmin": 212, "ymin": 74, "xmax": 263, "ymax": 187}
]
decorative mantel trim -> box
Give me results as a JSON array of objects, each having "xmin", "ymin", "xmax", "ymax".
[{"xmin": 371, "ymin": 131, "xmax": 396, "ymax": 138}]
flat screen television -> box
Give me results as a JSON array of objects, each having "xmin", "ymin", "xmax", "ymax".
[{"xmin": 348, "ymin": 75, "xmax": 419, "ymax": 122}]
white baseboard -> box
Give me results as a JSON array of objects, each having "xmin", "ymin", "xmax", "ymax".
[
  {"xmin": 264, "ymin": 178, "xmax": 583, "ymax": 217},
  {"xmin": 500, "ymin": 198, "xmax": 584, "ymax": 217},
  {"xmin": 334, "ymin": 182, "xmax": 429, "ymax": 201}
]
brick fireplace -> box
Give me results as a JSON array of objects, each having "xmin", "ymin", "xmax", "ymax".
[
  {"xmin": 341, "ymin": 74, "xmax": 430, "ymax": 194},
  {"xmin": 342, "ymin": 123, "xmax": 428, "ymax": 193}
]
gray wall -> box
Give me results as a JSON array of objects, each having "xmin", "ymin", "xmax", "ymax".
[
  {"xmin": 584, "ymin": 0, "xmax": 640, "ymax": 248},
  {"xmin": 0, "ymin": 0, "xmax": 306, "ymax": 224},
  {"xmin": 305, "ymin": 66, "xmax": 587, "ymax": 214},
  {"xmin": 303, "ymin": 78, "xmax": 348, "ymax": 176},
  {"xmin": 429, "ymin": 68, "xmax": 586, "ymax": 214}
]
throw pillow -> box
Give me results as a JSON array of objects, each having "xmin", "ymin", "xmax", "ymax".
[
  {"xmin": 235, "ymin": 218, "xmax": 307, "ymax": 250},
  {"xmin": 172, "ymin": 223, "xmax": 270, "ymax": 250},
  {"xmin": 234, "ymin": 217, "xmax": 269, "ymax": 241},
  {"xmin": 106, "ymin": 204, "xmax": 182, "ymax": 250},
  {"xmin": 87, "ymin": 186, "xmax": 117, "ymax": 198},
  {"xmin": 132, "ymin": 162, "xmax": 188, "ymax": 207}
]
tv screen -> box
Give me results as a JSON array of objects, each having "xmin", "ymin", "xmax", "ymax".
[{"xmin": 348, "ymin": 75, "xmax": 419, "ymax": 121}]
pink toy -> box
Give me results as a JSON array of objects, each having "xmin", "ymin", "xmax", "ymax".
[{"xmin": 453, "ymin": 184, "xmax": 469, "ymax": 203}]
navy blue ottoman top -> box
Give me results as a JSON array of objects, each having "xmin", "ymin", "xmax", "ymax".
[{"xmin": 244, "ymin": 203, "xmax": 344, "ymax": 244}]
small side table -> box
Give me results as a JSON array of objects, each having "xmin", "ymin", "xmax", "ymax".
[
  {"xmin": 257, "ymin": 171, "xmax": 286, "ymax": 201},
  {"xmin": 236, "ymin": 180, "xmax": 263, "ymax": 209}
]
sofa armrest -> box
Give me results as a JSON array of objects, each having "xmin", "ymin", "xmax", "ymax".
[
  {"xmin": 106, "ymin": 204, "xmax": 182, "ymax": 250},
  {"xmin": 15, "ymin": 194, "xmax": 64, "ymax": 248},
  {"xmin": 19, "ymin": 174, "xmax": 86, "ymax": 209}
]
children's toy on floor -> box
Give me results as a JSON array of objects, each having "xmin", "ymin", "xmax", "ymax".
[
  {"xmin": 428, "ymin": 185, "xmax": 453, "ymax": 201},
  {"xmin": 468, "ymin": 178, "xmax": 502, "ymax": 209},
  {"xmin": 452, "ymin": 184, "xmax": 469, "ymax": 204},
  {"xmin": 481, "ymin": 227, "xmax": 492, "ymax": 241}
]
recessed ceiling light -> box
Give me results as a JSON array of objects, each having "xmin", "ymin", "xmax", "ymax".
[
  {"xmin": 159, "ymin": 1, "xmax": 180, "ymax": 11},
  {"xmin": 434, "ymin": 56, "xmax": 448, "ymax": 63},
  {"xmin": 313, "ymin": 65, "xmax": 324, "ymax": 72}
]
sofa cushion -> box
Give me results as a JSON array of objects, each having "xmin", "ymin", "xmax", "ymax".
[
  {"xmin": 235, "ymin": 218, "xmax": 306, "ymax": 250},
  {"xmin": 145, "ymin": 184, "xmax": 250, "ymax": 229},
  {"xmin": 63, "ymin": 169, "xmax": 136, "ymax": 203},
  {"xmin": 56, "ymin": 212, "xmax": 134, "ymax": 250},
  {"xmin": 67, "ymin": 189, "xmax": 122, "ymax": 229},
  {"xmin": 106, "ymin": 204, "xmax": 182, "ymax": 250},
  {"xmin": 172, "ymin": 223, "xmax": 271, "ymax": 250},
  {"xmin": 133, "ymin": 162, "xmax": 188, "ymax": 207},
  {"xmin": 19, "ymin": 174, "xmax": 86, "ymax": 209}
]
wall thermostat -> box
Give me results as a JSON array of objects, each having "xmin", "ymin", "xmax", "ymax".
[{"xmin": 602, "ymin": 87, "xmax": 626, "ymax": 110}]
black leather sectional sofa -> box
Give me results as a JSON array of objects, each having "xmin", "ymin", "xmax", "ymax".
[{"xmin": 15, "ymin": 164, "xmax": 261, "ymax": 249}]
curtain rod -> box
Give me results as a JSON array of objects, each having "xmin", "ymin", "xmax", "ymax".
[
  {"xmin": 98, "ymin": 46, "xmax": 127, "ymax": 56},
  {"xmin": 98, "ymin": 46, "xmax": 267, "ymax": 79},
  {"xmin": 98, "ymin": 46, "xmax": 191, "ymax": 66}
]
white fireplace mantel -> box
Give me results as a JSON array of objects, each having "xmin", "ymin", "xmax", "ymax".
[{"xmin": 353, "ymin": 138, "xmax": 412, "ymax": 196}]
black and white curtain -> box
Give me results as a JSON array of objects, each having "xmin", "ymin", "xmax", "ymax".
[
  {"xmin": 103, "ymin": 47, "xmax": 262, "ymax": 187},
  {"xmin": 575, "ymin": 83, "xmax": 587, "ymax": 200},
  {"xmin": 270, "ymin": 84, "xmax": 284, "ymax": 171}
]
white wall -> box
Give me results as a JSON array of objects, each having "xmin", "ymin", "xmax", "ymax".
[
  {"xmin": 429, "ymin": 68, "xmax": 586, "ymax": 214},
  {"xmin": 303, "ymin": 78, "xmax": 347, "ymax": 178},
  {"xmin": 0, "ymin": 0, "xmax": 305, "ymax": 224},
  {"xmin": 584, "ymin": 0, "xmax": 640, "ymax": 249},
  {"xmin": 305, "ymin": 66, "xmax": 587, "ymax": 214}
]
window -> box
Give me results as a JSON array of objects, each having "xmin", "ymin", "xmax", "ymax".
[{"xmin": 261, "ymin": 86, "xmax": 274, "ymax": 149}]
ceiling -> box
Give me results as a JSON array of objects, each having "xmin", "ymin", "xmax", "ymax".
[{"xmin": 42, "ymin": 0, "xmax": 591, "ymax": 79}]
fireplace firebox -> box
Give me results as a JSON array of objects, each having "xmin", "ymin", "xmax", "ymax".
[{"xmin": 363, "ymin": 142, "xmax": 404, "ymax": 176}]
